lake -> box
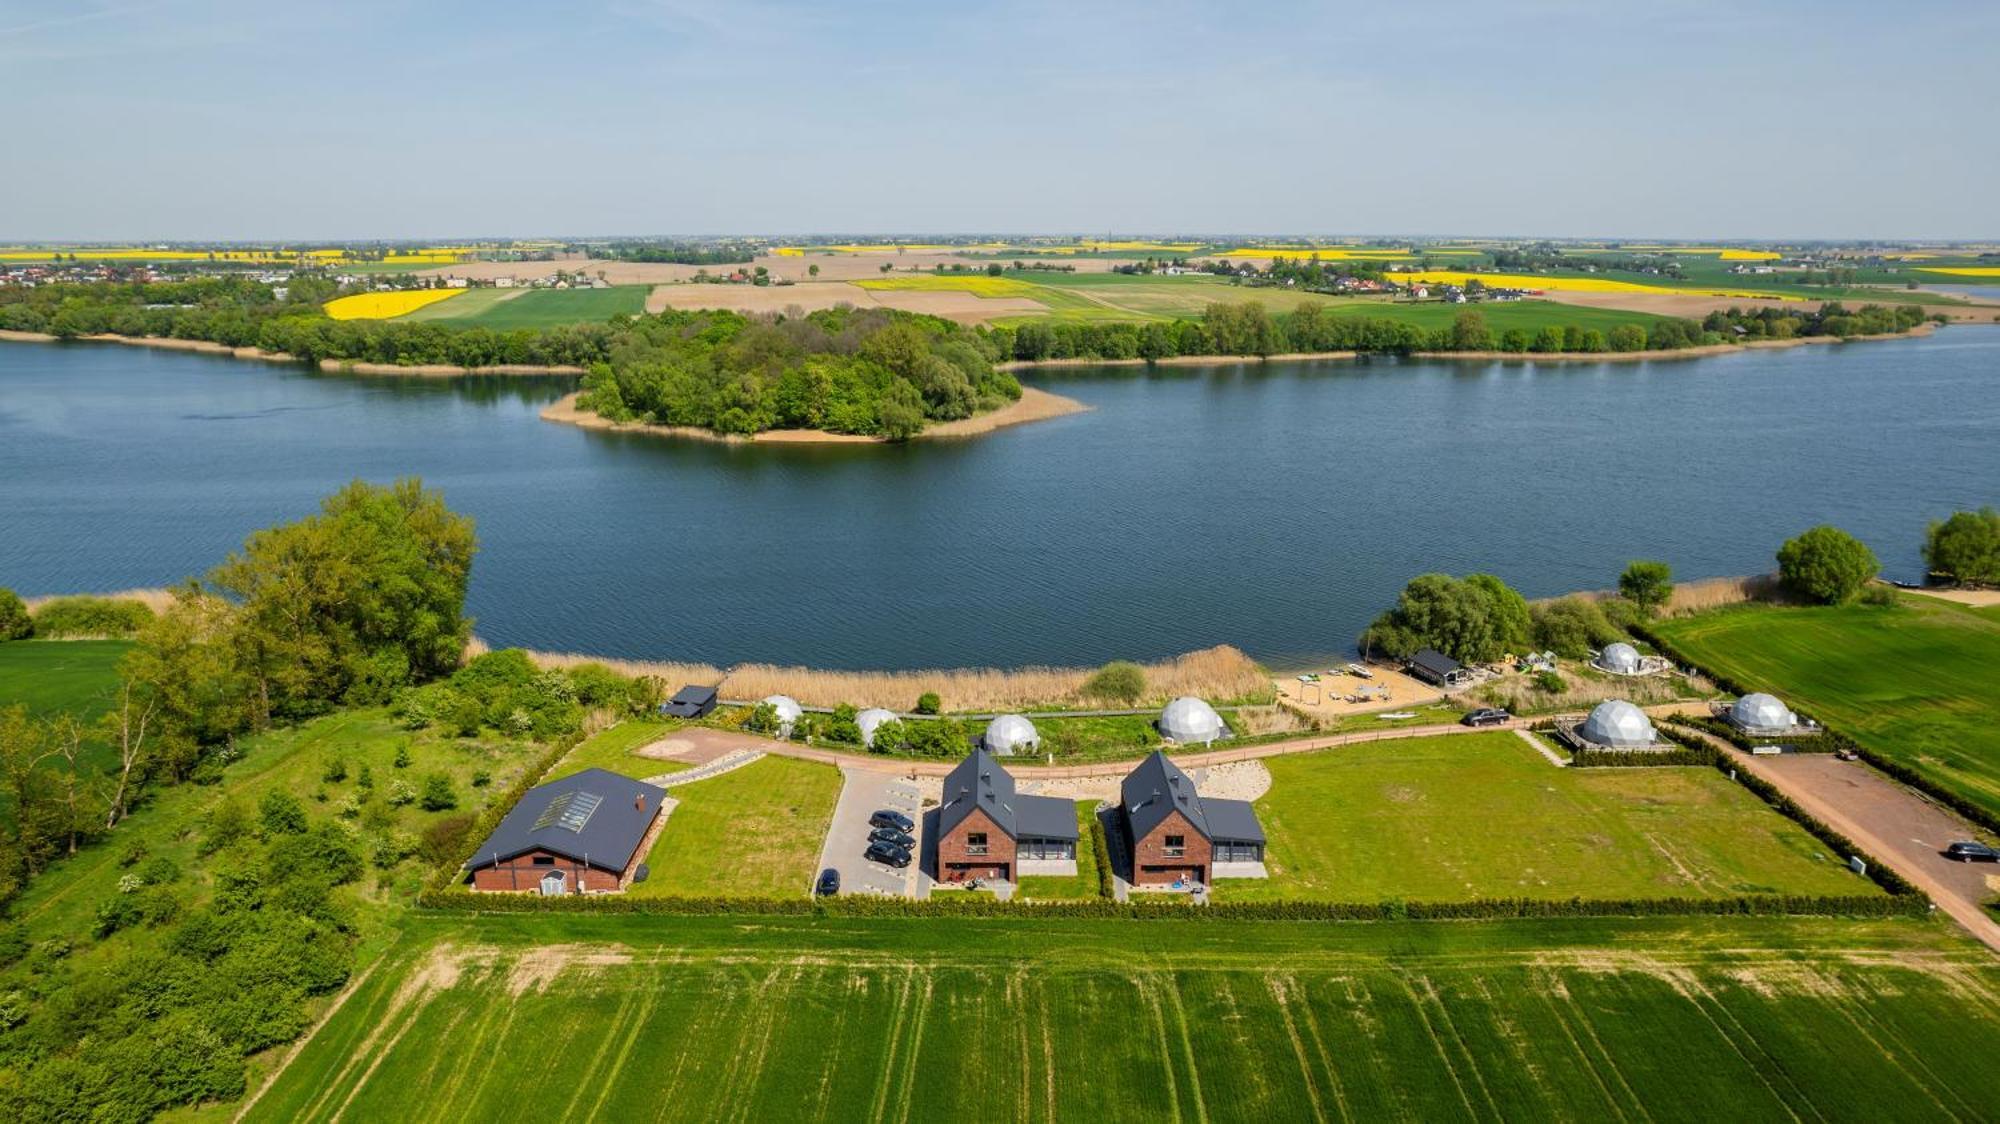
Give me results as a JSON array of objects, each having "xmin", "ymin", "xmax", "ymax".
[{"xmin": 2, "ymin": 333, "xmax": 1995, "ymax": 670}]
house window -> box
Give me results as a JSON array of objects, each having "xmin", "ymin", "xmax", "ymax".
[
  {"xmin": 966, "ymin": 832, "xmax": 988, "ymax": 856},
  {"xmin": 531, "ymin": 855, "xmax": 557, "ymax": 866},
  {"xmin": 1164, "ymin": 834, "xmax": 1185, "ymax": 858}
]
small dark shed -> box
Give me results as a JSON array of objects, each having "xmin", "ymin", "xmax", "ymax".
[
  {"xmin": 660, "ymin": 684, "xmax": 719, "ymax": 719},
  {"xmin": 1405, "ymin": 648, "xmax": 1463, "ymax": 686}
]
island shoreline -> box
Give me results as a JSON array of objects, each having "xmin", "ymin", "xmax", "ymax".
[{"xmin": 539, "ymin": 385, "xmax": 1092, "ymax": 445}]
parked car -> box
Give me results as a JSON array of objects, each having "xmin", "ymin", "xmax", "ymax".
[
  {"xmin": 869, "ymin": 826, "xmax": 916, "ymax": 850},
  {"xmin": 864, "ymin": 840, "xmax": 912, "ymax": 868},
  {"xmin": 814, "ymin": 868, "xmax": 841, "ymax": 896},
  {"xmin": 1944, "ymin": 841, "xmax": 2000, "ymax": 863},
  {"xmin": 870, "ymin": 809, "xmax": 915, "ymax": 833},
  {"xmin": 1462, "ymin": 708, "xmax": 1511, "ymax": 727}
]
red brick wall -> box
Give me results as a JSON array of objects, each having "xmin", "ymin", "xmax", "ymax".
[
  {"xmin": 937, "ymin": 805, "xmax": 1014, "ymax": 881},
  {"xmin": 1130, "ymin": 808, "xmax": 1211, "ymax": 884},
  {"xmin": 469, "ymin": 850, "xmax": 621, "ymax": 893}
]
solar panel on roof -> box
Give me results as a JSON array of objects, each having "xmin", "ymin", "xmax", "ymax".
[{"xmin": 532, "ymin": 790, "xmax": 603, "ymax": 833}]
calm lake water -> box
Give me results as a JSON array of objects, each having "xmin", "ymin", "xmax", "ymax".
[{"xmin": 2, "ymin": 334, "xmax": 1996, "ymax": 669}]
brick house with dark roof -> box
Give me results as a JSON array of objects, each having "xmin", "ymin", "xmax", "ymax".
[
  {"xmin": 934, "ymin": 748, "xmax": 1079, "ymax": 884},
  {"xmin": 1120, "ymin": 751, "xmax": 1265, "ymax": 886},
  {"xmin": 467, "ymin": 768, "xmax": 666, "ymax": 894}
]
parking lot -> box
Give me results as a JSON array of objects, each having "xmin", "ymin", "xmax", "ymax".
[{"xmin": 815, "ymin": 767, "xmax": 926, "ymax": 898}]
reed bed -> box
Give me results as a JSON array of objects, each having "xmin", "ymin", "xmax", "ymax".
[
  {"xmin": 21, "ymin": 587, "xmax": 177, "ymax": 614},
  {"xmin": 503, "ymin": 643, "xmax": 1270, "ymax": 713}
]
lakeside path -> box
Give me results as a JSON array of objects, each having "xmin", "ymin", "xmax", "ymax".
[{"xmin": 682, "ymin": 710, "xmax": 2000, "ymax": 953}]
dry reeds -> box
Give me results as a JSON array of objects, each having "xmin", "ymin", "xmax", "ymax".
[
  {"xmin": 498, "ymin": 642, "xmax": 1270, "ymax": 713},
  {"xmin": 21, "ymin": 587, "xmax": 178, "ymax": 614}
]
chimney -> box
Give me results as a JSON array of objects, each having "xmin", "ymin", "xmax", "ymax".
[{"xmin": 636, "ymin": 793, "xmax": 646, "ymax": 811}]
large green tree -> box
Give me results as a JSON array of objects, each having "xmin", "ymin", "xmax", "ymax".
[
  {"xmin": 1776, "ymin": 526, "xmax": 1879, "ymax": 604},
  {"xmin": 1618, "ymin": 560, "xmax": 1674, "ymax": 616},
  {"xmin": 1361, "ymin": 573, "xmax": 1529, "ymax": 664},
  {"xmin": 1924, "ymin": 508, "xmax": 2000, "ymax": 587}
]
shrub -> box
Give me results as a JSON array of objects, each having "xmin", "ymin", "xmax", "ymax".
[
  {"xmin": 915, "ymin": 691, "xmax": 941, "ymax": 715},
  {"xmin": 419, "ymin": 773, "xmax": 457, "ymax": 812},
  {"xmin": 28, "ymin": 595, "xmax": 153, "ymax": 638},
  {"xmin": 1923, "ymin": 507, "xmax": 2000, "ymax": 586},
  {"xmin": 1618, "ymin": 560, "xmax": 1674, "ymax": 616},
  {"xmin": 1530, "ymin": 596, "xmax": 1619, "ymax": 659},
  {"xmin": 1082, "ymin": 661, "xmax": 1146, "ymax": 705},
  {"xmin": 258, "ymin": 792, "xmax": 307, "ymax": 837},
  {"xmin": 386, "ymin": 780, "xmax": 416, "ymax": 807},
  {"xmin": 867, "ymin": 718, "xmax": 907, "ymax": 753},
  {"xmin": 743, "ymin": 701, "xmax": 781, "ymax": 735},
  {"xmin": 0, "ymin": 589, "xmax": 30, "ymax": 641},
  {"xmin": 321, "ymin": 757, "xmax": 348, "ymax": 783},
  {"xmin": 1777, "ymin": 525, "xmax": 1879, "ymax": 604},
  {"xmin": 393, "ymin": 741, "xmax": 412, "ymax": 769},
  {"xmin": 1534, "ymin": 670, "xmax": 1566, "ymax": 694},
  {"xmin": 420, "ymin": 813, "xmax": 478, "ymax": 868}
]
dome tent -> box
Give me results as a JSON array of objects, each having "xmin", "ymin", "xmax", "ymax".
[
  {"xmin": 1158, "ymin": 697, "xmax": 1226, "ymax": 745},
  {"xmin": 1578, "ymin": 699, "xmax": 1657, "ymax": 748},
  {"xmin": 1730, "ymin": 693, "xmax": 1797, "ymax": 733},
  {"xmin": 983, "ymin": 714, "xmax": 1039, "ymax": 755},
  {"xmin": 761, "ymin": 694, "xmax": 803, "ymax": 737},
  {"xmin": 1596, "ymin": 642, "xmax": 1643, "ymax": 674},
  {"xmin": 856, "ymin": 707, "xmax": 899, "ymax": 748}
]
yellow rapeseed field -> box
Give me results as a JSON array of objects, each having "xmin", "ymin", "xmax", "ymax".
[
  {"xmin": 1916, "ymin": 266, "xmax": 2000, "ymax": 277},
  {"xmin": 1718, "ymin": 250, "xmax": 1781, "ymax": 261},
  {"xmin": 1213, "ymin": 247, "xmax": 1415, "ymax": 260},
  {"xmin": 1391, "ymin": 270, "xmax": 1795, "ymax": 299},
  {"xmin": 854, "ymin": 276, "xmax": 1041, "ymax": 297},
  {"xmin": 322, "ymin": 290, "xmax": 464, "ymax": 320}
]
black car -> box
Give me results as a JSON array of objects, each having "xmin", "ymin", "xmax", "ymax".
[
  {"xmin": 864, "ymin": 840, "xmax": 912, "ymax": 868},
  {"xmin": 1462, "ymin": 708, "xmax": 1511, "ymax": 728},
  {"xmin": 869, "ymin": 826, "xmax": 916, "ymax": 850},
  {"xmin": 814, "ymin": 868, "xmax": 841, "ymax": 896},
  {"xmin": 1944, "ymin": 841, "xmax": 2000, "ymax": 863},
  {"xmin": 869, "ymin": 809, "xmax": 915, "ymax": 833}
]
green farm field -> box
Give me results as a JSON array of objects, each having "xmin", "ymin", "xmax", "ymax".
[
  {"xmin": 421, "ymin": 285, "xmax": 649, "ymax": 329},
  {"xmin": 396, "ymin": 286, "xmax": 525, "ymax": 320},
  {"xmin": 0, "ymin": 638, "xmax": 129, "ymax": 720},
  {"xmin": 1225, "ymin": 733, "xmax": 1871, "ymax": 902},
  {"xmin": 1652, "ymin": 595, "xmax": 2000, "ymax": 821},
  {"xmin": 629, "ymin": 754, "xmax": 839, "ymax": 898},
  {"xmin": 244, "ymin": 911, "xmax": 2000, "ymax": 1123}
]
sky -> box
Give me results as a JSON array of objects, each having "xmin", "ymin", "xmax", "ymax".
[{"xmin": 3, "ymin": 0, "xmax": 1994, "ymax": 241}]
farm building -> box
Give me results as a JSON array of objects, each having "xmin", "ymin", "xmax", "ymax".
[
  {"xmin": 467, "ymin": 768, "xmax": 665, "ymax": 894},
  {"xmin": 856, "ymin": 707, "xmax": 899, "ymax": 747},
  {"xmin": 982, "ymin": 714, "xmax": 1039, "ymax": 755},
  {"xmin": 1561, "ymin": 699, "xmax": 1662, "ymax": 751},
  {"xmin": 1405, "ymin": 647, "xmax": 1465, "ymax": 686},
  {"xmin": 660, "ymin": 684, "xmax": 718, "ymax": 718},
  {"xmin": 1120, "ymin": 751, "xmax": 1264, "ymax": 886},
  {"xmin": 934, "ymin": 748, "xmax": 1079, "ymax": 884},
  {"xmin": 1158, "ymin": 697, "xmax": 1227, "ymax": 745},
  {"xmin": 761, "ymin": 694, "xmax": 803, "ymax": 737}
]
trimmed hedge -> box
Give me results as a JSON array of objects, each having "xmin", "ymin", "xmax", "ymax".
[
  {"xmin": 1569, "ymin": 745, "xmax": 1719, "ymax": 768},
  {"xmin": 1088, "ymin": 810, "xmax": 1113, "ymax": 900},
  {"xmin": 415, "ymin": 887, "xmax": 1926, "ymax": 921}
]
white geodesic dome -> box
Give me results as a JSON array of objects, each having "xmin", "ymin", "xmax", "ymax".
[
  {"xmin": 1596, "ymin": 642, "xmax": 1643, "ymax": 674},
  {"xmin": 1730, "ymin": 693, "xmax": 1796, "ymax": 733},
  {"xmin": 983, "ymin": 714, "xmax": 1039, "ymax": 755},
  {"xmin": 1158, "ymin": 696, "xmax": 1226, "ymax": 745},
  {"xmin": 762, "ymin": 694, "xmax": 803, "ymax": 737},
  {"xmin": 856, "ymin": 708, "xmax": 898, "ymax": 747},
  {"xmin": 1579, "ymin": 699, "xmax": 1656, "ymax": 748}
]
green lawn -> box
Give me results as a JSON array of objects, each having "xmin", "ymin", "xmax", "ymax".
[
  {"xmin": 245, "ymin": 910, "xmax": 2000, "ymax": 1122},
  {"xmin": 629, "ymin": 754, "xmax": 839, "ymax": 898},
  {"xmin": 1653, "ymin": 595, "xmax": 2000, "ymax": 821},
  {"xmin": 432, "ymin": 285, "xmax": 649, "ymax": 328},
  {"xmin": 1224, "ymin": 732, "xmax": 1871, "ymax": 902},
  {"xmin": 545, "ymin": 719, "xmax": 685, "ymax": 782},
  {"xmin": 0, "ymin": 638, "xmax": 130, "ymax": 720},
  {"xmin": 1015, "ymin": 801, "xmax": 1103, "ymax": 900}
]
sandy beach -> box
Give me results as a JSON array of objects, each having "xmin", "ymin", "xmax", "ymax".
[{"xmin": 538, "ymin": 384, "xmax": 1089, "ymax": 445}]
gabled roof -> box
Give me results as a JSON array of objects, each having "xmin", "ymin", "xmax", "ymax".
[
  {"xmin": 1121, "ymin": 751, "xmax": 1210, "ymax": 841},
  {"xmin": 937, "ymin": 748, "xmax": 1079, "ymax": 843},
  {"xmin": 473, "ymin": 768, "xmax": 665, "ymax": 872},
  {"xmin": 1121, "ymin": 751, "xmax": 1264, "ymax": 845},
  {"xmin": 1408, "ymin": 648, "xmax": 1461, "ymax": 679}
]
